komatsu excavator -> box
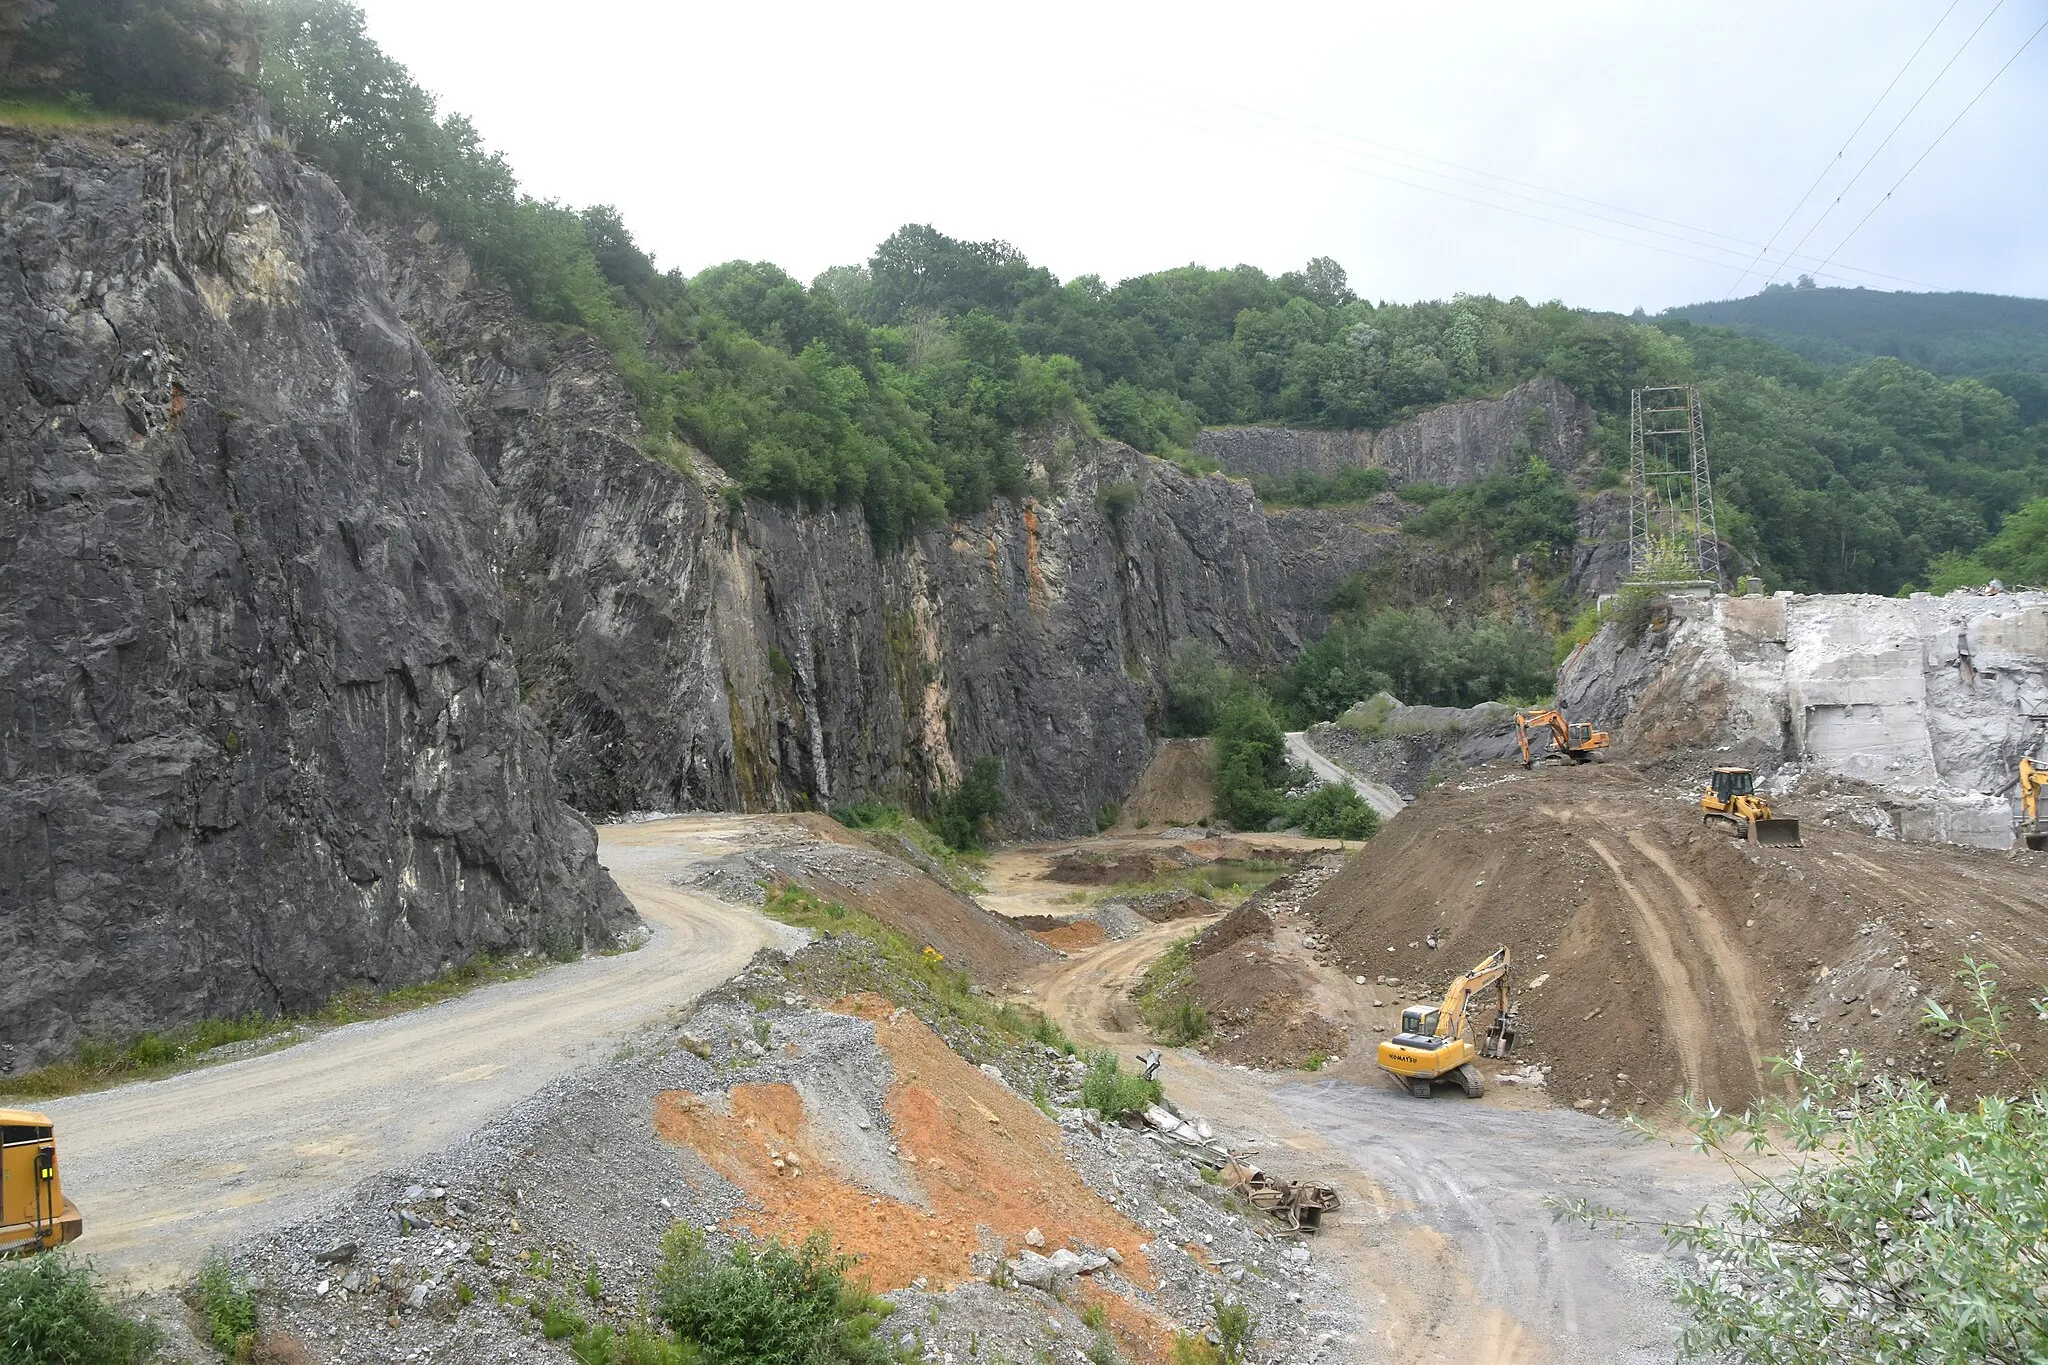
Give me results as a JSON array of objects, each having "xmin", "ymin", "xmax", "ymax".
[
  {"xmin": 1376, "ymin": 946, "xmax": 1517, "ymax": 1098},
  {"xmin": 1514, "ymin": 708, "xmax": 1609, "ymax": 768},
  {"xmin": 2012, "ymin": 756, "xmax": 2048, "ymax": 851},
  {"xmin": 0, "ymin": 1108, "xmax": 82, "ymax": 1257},
  {"xmin": 1699, "ymin": 767, "xmax": 1802, "ymax": 847}
]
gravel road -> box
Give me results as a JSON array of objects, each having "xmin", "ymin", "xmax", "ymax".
[
  {"xmin": 1286, "ymin": 731, "xmax": 1406, "ymax": 819},
  {"xmin": 47, "ymin": 816, "xmax": 785, "ymax": 1290}
]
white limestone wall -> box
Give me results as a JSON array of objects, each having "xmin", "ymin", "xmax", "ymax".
[{"xmin": 1662, "ymin": 590, "xmax": 2048, "ymax": 849}]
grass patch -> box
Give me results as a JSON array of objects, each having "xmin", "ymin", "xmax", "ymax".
[
  {"xmin": 1075, "ymin": 860, "xmax": 1283, "ymax": 910},
  {"xmin": 760, "ymin": 884, "xmax": 1070, "ymax": 1056},
  {"xmin": 1, "ymin": 951, "xmax": 553, "ymax": 1104},
  {"xmin": 1134, "ymin": 938, "xmax": 1210, "ymax": 1045},
  {"xmin": 0, "ymin": 95, "xmax": 152, "ymax": 131},
  {"xmin": 191, "ymin": 1254, "xmax": 257, "ymax": 1357},
  {"xmin": 0, "ymin": 1255, "xmax": 159, "ymax": 1364},
  {"xmin": 1079, "ymin": 1048, "xmax": 1164, "ymax": 1119}
]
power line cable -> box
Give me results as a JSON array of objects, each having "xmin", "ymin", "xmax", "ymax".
[
  {"xmin": 1131, "ymin": 103, "xmax": 1910, "ymax": 288},
  {"xmin": 1815, "ymin": 12, "xmax": 2048, "ymax": 276},
  {"xmin": 1118, "ymin": 93, "xmax": 1934, "ymax": 289},
  {"xmin": 1757, "ymin": 0, "xmax": 2007, "ymax": 291},
  {"xmin": 1723, "ymin": 0, "xmax": 1965, "ymax": 298}
]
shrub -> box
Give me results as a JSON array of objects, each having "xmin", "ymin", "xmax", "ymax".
[
  {"xmin": 0, "ymin": 1256, "xmax": 159, "ymax": 1365},
  {"xmin": 1095, "ymin": 480, "xmax": 1139, "ymax": 523},
  {"xmin": 1214, "ymin": 1299, "xmax": 1254, "ymax": 1364},
  {"xmin": 1288, "ymin": 784, "xmax": 1381, "ymax": 840},
  {"xmin": 192, "ymin": 1253, "xmax": 258, "ymax": 1356},
  {"xmin": 931, "ymin": 756, "xmax": 1004, "ymax": 852},
  {"xmin": 1095, "ymin": 800, "xmax": 1120, "ymax": 832},
  {"xmin": 1078, "ymin": 1048, "xmax": 1163, "ymax": 1119},
  {"xmin": 1162, "ymin": 640, "xmax": 1245, "ymax": 738},
  {"xmin": 1211, "ymin": 696, "xmax": 1289, "ymax": 830},
  {"xmin": 652, "ymin": 1226, "xmax": 892, "ymax": 1365},
  {"xmin": 829, "ymin": 801, "xmax": 903, "ymax": 831}
]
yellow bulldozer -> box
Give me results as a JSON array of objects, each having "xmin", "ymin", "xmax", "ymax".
[
  {"xmin": 1514, "ymin": 708, "xmax": 1609, "ymax": 768},
  {"xmin": 1, "ymin": 1108, "xmax": 82, "ymax": 1257},
  {"xmin": 1700, "ymin": 766, "xmax": 1802, "ymax": 847},
  {"xmin": 1376, "ymin": 946, "xmax": 1518, "ymax": 1098}
]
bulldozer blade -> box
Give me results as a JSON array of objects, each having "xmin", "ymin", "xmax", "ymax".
[{"xmin": 1753, "ymin": 818, "xmax": 1802, "ymax": 848}]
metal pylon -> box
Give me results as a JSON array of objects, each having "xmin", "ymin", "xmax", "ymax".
[{"xmin": 1628, "ymin": 384, "xmax": 1720, "ymax": 587}]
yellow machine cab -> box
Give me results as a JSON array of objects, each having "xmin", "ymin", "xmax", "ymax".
[{"xmin": 1, "ymin": 1108, "xmax": 83, "ymax": 1257}]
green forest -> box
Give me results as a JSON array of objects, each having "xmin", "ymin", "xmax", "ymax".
[{"xmin": 13, "ymin": 0, "xmax": 2048, "ymax": 600}]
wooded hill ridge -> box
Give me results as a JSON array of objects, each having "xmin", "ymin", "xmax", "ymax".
[{"xmin": 10, "ymin": 0, "xmax": 2047, "ymax": 598}]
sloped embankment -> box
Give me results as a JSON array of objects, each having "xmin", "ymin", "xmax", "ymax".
[{"xmin": 1300, "ymin": 764, "xmax": 2048, "ymax": 1113}]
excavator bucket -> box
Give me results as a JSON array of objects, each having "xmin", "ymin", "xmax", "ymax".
[
  {"xmin": 1751, "ymin": 817, "xmax": 1802, "ymax": 848},
  {"xmin": 2024, "ymin": 830, "xmax": 2048, "ymax": 852}
]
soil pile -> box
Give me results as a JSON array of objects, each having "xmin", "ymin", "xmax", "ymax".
[
  {"xmin": 655, "ymin": 994, "xmax": 1154, "ymax": 1293},
  {"xmin": 1301, "ymin": 763, "xmax": 2048, "ymax": 1113},
  {"xmin": 1118, "ymin": 739, "xmax": 1215, "ymax": 828},
  {"xmin": 1045, "ymin": 847, "xmax": 1197, "ymax": 884}
]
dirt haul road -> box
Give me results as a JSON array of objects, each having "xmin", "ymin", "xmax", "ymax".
[
  {"xmin": 45, "ymin": 816, "xmax": 785, "ymax": 1290},
  {"xmin": 1026, "ymin": 903, "xmax": 1728, "ymax": 1364}
]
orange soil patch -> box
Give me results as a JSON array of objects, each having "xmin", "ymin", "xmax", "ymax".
[
  {"xmin": 653, "ymin": 995, "xmax": 1153, "ymax": 1294},
  {"xmin": 1076, "ymin": 1279, "xmax": 1180, "ymax": 1365},
  {"xmin": 1033, "ymin": 920, "xmax": 1107, "ymax": 952}
]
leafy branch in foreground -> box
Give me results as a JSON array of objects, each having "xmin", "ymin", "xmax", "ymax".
[{"xmin": 1556, "ymin": 958, "xmax": 2048, "ymax": 1364}]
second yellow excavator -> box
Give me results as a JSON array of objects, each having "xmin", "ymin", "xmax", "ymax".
[
  {"xmin": 1376, "ymin": 946, "xmax": 1518, "ymax": 1098},
  {"xmin": 1515, "ymin": 708, "xmax": 1609, "ymax": 768},
  {"xmin": 1700, "ymin": 767, "xmax": 1802, "ymax": 847},
  {"xmin": 2013, "ymin": 756, "xmax": 2048, "ymax": 851}
]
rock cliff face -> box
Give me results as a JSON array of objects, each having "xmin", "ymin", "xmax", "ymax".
[
  {"xmin": 1190, "ymin": 376, "xmax": 1595, "ymax": 486},
  {"xmin": 1560, "ymin": 590, "xmax": 2048, "ymax": 848},
  {"xmin": 0, "ymin": 120, "xmax": 631, "ymax": 1068},
  {"xmin": 377, "ymin": 226, "xmax": 1507, "ymax": 838}
]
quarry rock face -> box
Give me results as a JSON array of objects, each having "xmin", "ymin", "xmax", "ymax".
[
  {"xmin": 1191, "ymin": 376, "xmax": 1594, "ymax": 486},
  {"xmin": 1563, "ymin": 590, "xmax": 2048, "ymax": 848},
  {"xmin": 0, "ymin": 121, "xmax": 631, "ymax": 1067},
  {"xmin": 377, "ymin": 226, "xmax": 1486, "ymax": 837}
]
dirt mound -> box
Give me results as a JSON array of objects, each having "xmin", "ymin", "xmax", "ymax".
[
  {"xmin": 1045, "ymin": 847, "xmax": 1196, "ymax": 885},
  {"xmin": 1190, "ymin": 900, "xmax": 1275, "ymax": 961},
  {"xmin": 1034, "ymin": 920, "xmax": 1108, "ymax": 952},
  {"xmin": 1301, "ymin": 763, "xmax": 2048, "ymax": 1113},
  {"xmin": 655, "ymin": 995, "xmax": 1155, "ymax": 1293},
  {"xmin": 1119, "ymin": 739, "xmax": 1214, "ymax": 828},
  {"xmin": 1118, "ymin": 889, "xmax": 1216, "ymax": 923}
]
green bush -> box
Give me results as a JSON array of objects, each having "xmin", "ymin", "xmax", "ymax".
[
  {"xmin": 1211, "ymin": 696, "xmax": 1289, "ymax": 830},
  {"xmin": 653, "ymin": 1226, "xmax": 891, "ymax": 1365},
  {"xmin": 1079, "ymin": 1048, "xmax": 1164, "ymax": 1118},
  {"xmin": 931, "ymin": 756, "xmax": 1005, "ymax": 852},
  {"xmin": 0, "ymin": 1256, "xmax": 159, "ymax": 1365},
  {"xmin": 1095, "ymin": 801, "xmax": 1121, "ymax": 832},
  {"xmin": 1251, "ymin": 466, "xmax": 1391, "ymax": 507},
  {"xmin": 192, "ymin": 1254, "xmax": 257, "ymax": 1356},
  {"xmin": 1161, "ymin": 640, "xmax": 1246, "ymax": 738},
  {"xmin": 1280, "ymin": 607, "xmax": 1553, "ymax": 723},
  {"xmin": 5, "ymin": 0, "xmax": 253, "ymax": 116},
  {"xmin": 1288, "ymin": 784, "xmax": 1381, "ymax": 840},
  {"xmin": 829, "ymin": 801, "xmax": 903, "ymax": 831},
  {"xmin": 1095, "ymin": 479, "xmax": 1139, "ymax": 523}
]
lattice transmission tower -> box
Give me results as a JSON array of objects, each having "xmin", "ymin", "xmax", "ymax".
[{"xmin": 1628, "ymin": 384, "xmax": 1721, "ymax": 587}]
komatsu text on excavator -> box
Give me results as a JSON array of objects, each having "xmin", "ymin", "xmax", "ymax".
[
  {"xmin": 1376, "ymin": 946, "xmax": 1518, "ymax": 1097},
  {"xmin": 1, "ymin": 1109, "xmax": 82, "ymax": 1257},
  {"xmin": 1514, "ymin": 708, "xmax": 1608, "ymax": 768}
]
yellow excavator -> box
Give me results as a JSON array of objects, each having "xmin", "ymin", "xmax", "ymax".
[
  {"xmin": 1515, "ymin": 708, "xmax": 1609, "ymax": 768},
  {"xmin": 1, "ymin": 1108, "xmax": 82, "ymax": 1257},
  {"xmin": 2012, "ymin": 756, "xmax": 2048, "ymax": 851},
  {"xmin": 1700, "ymin": 767, "xmax": 1802, "ymax": 847},
  {"xmin": 1376, "ymin": 946, "xmax": 1518, "ymax": 1098}
]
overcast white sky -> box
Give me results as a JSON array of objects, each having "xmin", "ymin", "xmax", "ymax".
[{"xmin": 348, "ymin": 0, "xmax": 2047, "ymax": 313}]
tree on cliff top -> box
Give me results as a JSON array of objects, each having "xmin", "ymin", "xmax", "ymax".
[{"xmin": 5, "ymin": 0, "xmax": 253, "ymax": 115}]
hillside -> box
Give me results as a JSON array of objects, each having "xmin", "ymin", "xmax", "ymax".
[{"xmin": 1666, "ymin": 286, "xmax": 2048, "ymax": 388}]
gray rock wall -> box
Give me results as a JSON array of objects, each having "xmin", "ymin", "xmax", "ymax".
[
  {"xmin": 0, "ymin": 121, "xmax": 630, "ymax": 1068},
  {"xmin": 1192, "ymin": 376, "xmax": 1595, "ymax": 486},
  {"xmin": 375, "ymin": 228, "xmax": 1483, "ymax": 838}
]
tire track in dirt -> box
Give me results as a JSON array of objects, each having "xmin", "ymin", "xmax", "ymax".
[
  {"xmin": 1623, "ymin": 830, "xmax": 1770, "ymax": 1097},
  {"xmin": 1584, "ymin": 838, "xmax": 1714, "ymax": 1099}
]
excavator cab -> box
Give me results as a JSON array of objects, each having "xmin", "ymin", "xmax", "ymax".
[
  {"xmin": 0, "ymin": 1110, "xmax": 83, "ymax": 1257},
  {"xmin": 1393, "ymin": 1007, "xmax": 1442, "ymax": 1048}
]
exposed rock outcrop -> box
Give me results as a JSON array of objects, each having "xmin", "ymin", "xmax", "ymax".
[
  {"xmin": 1560, "ymin": 589, "xmax": 2048, "ymax": 848},
  {"xmin": 376, "ymin": 226, "xmax": 1489, "ymax": 837},
  {"xmin": 1191, "ymin": 376, "xmax": 1594, "ymax": 486},
  {"xmin": 0, "ymin": 120, "xmax": 630, "ymax": 1067}
]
